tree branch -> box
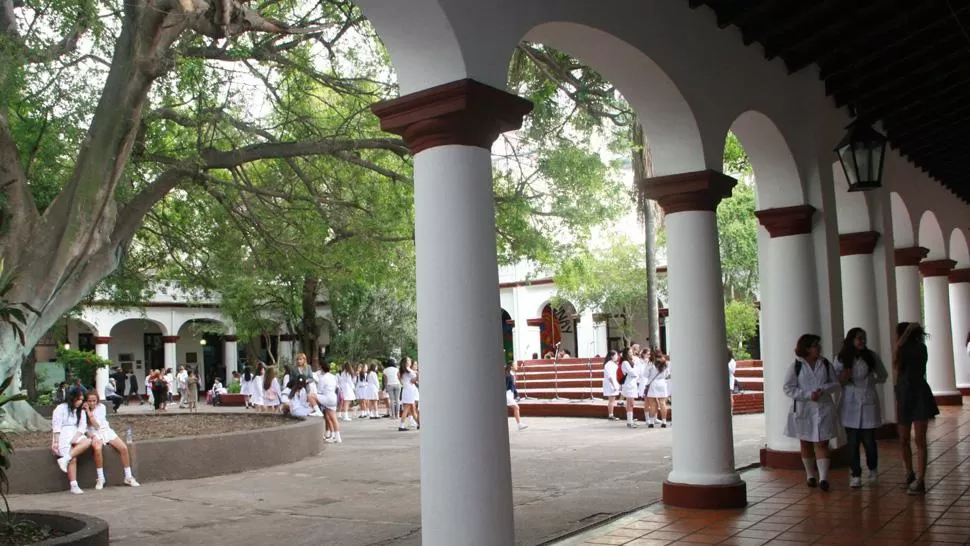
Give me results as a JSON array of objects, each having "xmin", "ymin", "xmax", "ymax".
[
  {"xmin": 112, "ymin": 168, "xmax": 194, "ymax": 245},
  {"xmin": 200, "ymin": 138, "xmax": 409, "ymax": 169}
]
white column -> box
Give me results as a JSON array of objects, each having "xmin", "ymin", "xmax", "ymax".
[
  {"xmin": 643, "ymin": 170, "xmax": 744, "ymax": 509},
  {"xmin": 225, "ymin": 336, "xmax": 239, "ymax": 383},
  {"xmin": 921, "ymin": 259, "xmax": 961, "ymax": 404},
  {"xmin": 950, "ymin": 269, "xmax": 970, "ymax": 394},
  {"xmin": 162, "ymin": 336, "xmax": 178, "ymax": 371},
  {"xmin": 372, "ymin": 79, "xmax": 532, "ymax": 545},
  {"xmin": 895, "ymin": 247, "xmax": 927, "ymax": 323},
  {"xmin": 94, "ymin": 336, "xmax": 111, "ymax": 399},
  {"xmin": 840, "ymin": 232, "xmax": 893, "ymax": 424},
  {"xmin": 278, "ymin": 336, "xmax": 294, "ymax": 366},
  {"xmin": 756, "ymin": 206, "xmax": 821, "ymax": 462}
]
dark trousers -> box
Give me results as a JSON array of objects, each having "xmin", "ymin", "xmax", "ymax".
[
  {"xmin": 845, "ymin": 427, "xmax": 878, "ymax": 477},
  {"xmin": 106, "ymin": 394, "xmax": 124, "ymax": 411}
]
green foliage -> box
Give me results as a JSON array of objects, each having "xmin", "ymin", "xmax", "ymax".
[
  {"xmin": 56, "ymin": 349, "xmax": 110, "ymax": 389},
  {"xmin": 228, "ymin": 381, "xmax": 241, "ymax": 394},
  {"xmin": 0, "ymin": 259, "xmax": 36, "ymax": 345},
  {"xmin": 553, "ymin": 235, "xmax": 650, "ymax": 341},
  {"xmin": 329, "ymin": 281, "xmax": 417, "ymax": 363},
  {"xmin": 723, "ymin": 132, "xmax": 753, "ymax": 178},
  {"xmin": 718, "ymin": 181, "xmax": 759, "ymax": 302},
  {"xmin": 724, "ymin": 300, "xmax": 759, "ymax": 360},
  {"xmin": 0, "ymin": 376, "xmax": 28, "ymax": 520}
]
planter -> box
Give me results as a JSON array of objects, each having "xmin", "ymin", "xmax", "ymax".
[{"xmin": 9, "ymin": 511, "xmax": 108, "ymax": 545}]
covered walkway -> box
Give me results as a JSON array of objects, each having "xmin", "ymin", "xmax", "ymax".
[{"xmin": 557, "ymin": 404, "xmax": 970, "ymax": 546}]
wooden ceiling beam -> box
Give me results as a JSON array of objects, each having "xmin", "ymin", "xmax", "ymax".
[
  {"xmin": 709, "ymin": 0, "xmax": 775, "ymax": 31},
  {"xmin": 836, "ymin": 47, "xmax": 969, "ymax": 108},
  {"xmin": 760, "ymin": 0, "xmax": 861, "ymax": 62},
  {"xmin": 857, "ymin": 78, "xmax": 970, "ymax": 122},
  {"xmin": 886, "ymin": 106, "xmax": 970, "ymax": 141},
  {"xmin": 881, "ymin": 93, "xmax": 970, "ymax": 128}
]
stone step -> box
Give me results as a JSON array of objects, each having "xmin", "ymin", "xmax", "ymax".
[
  {"xmin": 739, "ymin": 378, "xmax": 764, "ymax": 391},
  {"xmin": 516, "ymin": 370, "xmax": 597, "ymax": 381},
  {"xmin": 735, "ymin": 367, "xmax": 764, "ymax": 378},
  {"xmin": 735, "ymin": 360, "xmax": 763, "ymax": 368}
]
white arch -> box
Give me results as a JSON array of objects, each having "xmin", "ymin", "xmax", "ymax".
[
  {"xmin": 726, "ymin": 110, "xmax": 803, "ymax": 208},
  {"xmin": 176, "ymin": 317, "xmax": 229, "ymax": 337},
  {"xmin": 832, "ymin": 162, "xmax": 871, "ymax": 233},
  {"xmin": 918, "ymin": 210, "xmax": 947, "ymax": 260},
  {"xmin": 950, "ymin": 229, "xmax": 970, "ymax": 268},
  {"xmin": 108, "ymin": 317, "xmax": 167, "ymax": 337},
  {"xmin": 890, "ymin": 192, "xmax": 915, "ymax": 247},
  {"xmin": 536, "ymin": 298, "xmax": 577, "ymax": 318},
  {"xmin": 68, "ymin": 316, "xmax": 99, "ymax": 335},
  {"xmin": 521, "ymin": 22, "xmax": 706, "ymax": 175}
]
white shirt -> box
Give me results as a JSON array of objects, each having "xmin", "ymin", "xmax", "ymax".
[
  {"xmin": 176, "ymin": 370, "xmax": 188, "ymax": 389},
  {"xmin": 384, "ymin": 367, "xmax": 400, "ymax": 386},
  {"xmin": 86, "ymin": 403, "xmax": 114, "ymax": 436},
  {"xmin": 620, "ymin": 360, "xmax": 639, "ymax": 397},
  {"xmin": 317, "ymin": 372, "xmax": 338, "ymax": 396},
  {"xmin": 728, "ymin": 358, "xmax": 737, "ymax": 390}
]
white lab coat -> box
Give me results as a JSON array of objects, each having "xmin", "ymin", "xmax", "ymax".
[
  {"xmin": 642, "ymin": 364, "xmax": 671, "ymax": 398},
  {"xmin": 620, "ymin": 360, "xmax": 639, "ymax": 398},
  {"xmin": 833, "ymin": 354, "xmax": 888, "ymax": 430},
  {"xmin": 602, "ymin": 361, "xmax": 620, "ymax": 396},
  {"xmin": 783, "ymin": 357, "xmax": 841, "ymax": 442}
]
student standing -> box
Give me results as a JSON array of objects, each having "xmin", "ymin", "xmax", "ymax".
[
  {"xmin": 619, "ymin": 348, "xmax": 640, "ymax": 428},
  {"xmin": 601, "ymin": 350, "xmax": 620, "ymax": 421},
  {"xmin": 833, "ymin": 327, "xmax": 888, "ymax": 488},
  {"xmin": 383, "ymin": 359, "xmax": 401, "ymax": 419},
  {"xmin": 894, "ymin": 322, "xmax": 939, "ymax": 495},
  {"xmin": 505, "ymin": 362, "xmax": 528, "ymax": 431},
  {"xmin": 783, "ymin": 334, "xmax": 842, "ymax": 491},
  {"xmin": 643, "ymin": 349, "xmax": 671, "ymax": 428}
]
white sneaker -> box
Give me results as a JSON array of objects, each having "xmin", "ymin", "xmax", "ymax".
[
  {"xmin": 70, "ymin": 485, "xmax": 84, "ymax": 495},
  {"xmin": 868, "ymin": 470, "xmax": 878, "ymax": 484},
  {"xmin": 325, "ymin": 437, "xmax": 336, "ymax": 443},
  {"xmin": 518, "ymin": 424, "xmax": 529, "ymax": 431},
  {"xmin": 95, "ymin": 479, "xmax": 105, "ymax": 490},
  {"xmin": 124, "ymin": 477, "xmax": 140, "ymax": 487},
  {"xmin": 849, "ymin": 476, "xmax": 862, "ymax": 488},
  {"xmin": 57, "ymin": 456, "xmax": 71, "ymax": 473}
]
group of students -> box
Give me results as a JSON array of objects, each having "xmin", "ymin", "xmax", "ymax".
[
  {"xmin": 783, "ymin": 323, "xmax": 940, "ymax": 495},
  {"xmin": 50, "ymin": 390, "xmax": 141, "ymax": 494},
  {"xmin": 601, "ymin": 344, "xmax": 672, "ymax": 428}
]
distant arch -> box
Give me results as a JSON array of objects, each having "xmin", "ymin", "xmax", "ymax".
[
  {"xmin": 726, "ymin": 110, "xmax": 803, "ymax": 209},
  {"xmin": 918, "ymin": 210, "xmax": 947, "ymax": 260},
  {"xmin": 832, "ymin": 162, "xmax": 871, "ymax": 233},
  {"xmin": 501, "ymin": 308, "xmax": 514, "ymax": 365},
  {"xmin": 890, "ymin": 192, "xmax": 915, "ymax": 247},
  {"xmin": 950, "ymin": 229, "xmax": 970, "ymax": 268}
]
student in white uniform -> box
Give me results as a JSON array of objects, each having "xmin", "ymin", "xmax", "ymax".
[
  {"xmin": 643, "ymin": 349, "xmax": 671, "ymax": 428},
  {"xmin": 251, "ymin": 364, "xmax": 266, "ymax": 410},
  {"xmin": 619, "ymin": 348, "xmax": 640, "ymax": 428},
  {"xmin": 783, "ymin": 333, "xmax": 842, "ymax": 492},
  {"xmin": 505, "ymin": 362, "xmax": 528, "ymax": 431},
  {"xmin": 262, "ymin": 367, "xmax": 282, "ymax": 412},
  {"xmin": 287, "ymin": 377, "xmax": 323, "ymax": 418},
  {"xmin": 355, "ymin": 364, "xmax": 370, "ymax": 419},
  {"xmin": 636, "ymin": 347, "xmax": 652, "ymax": 422},
  {"xmin": 240, "ymin": 368, "xmax": 254, "ymax": 408},
  {"xmin": 601, "ymin": 350, "xmax": 620, "ymax": 421},
  {"xmin": 365, "ymin": 365, "xmax": 380, "ymax": 419},
  {"xmin": 84, "ymin": 392, "xmax": 140, "ymax": 489},
  {"xmin": 50, "ymin": 391, "xmax": 92, "ymax": 494},
  {"xmin": 833, "ymin": 327, "xmax": 888, "ymax": 488},
  {"xmin": 315, "ymin": 364, "xmax": 342, "ymax": 443},
  {"xmin": 338, "ymin": 363, "xmax": 357, "ymax": 421},
  {"xmin": 398, "ymin": 358, "xmax": 420, "ymax": 431}
]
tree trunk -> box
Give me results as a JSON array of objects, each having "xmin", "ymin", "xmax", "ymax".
[
  {"xmin": 632, "ymin": 122, "xmax": 661, "ymax": 346},
  {"xmin": 298, "ymin": 274, "xmax": 320, "ymax": 367},
  {"xmin": 20, "ymin": 349, "xmax": 37, "ymax": 400},
  {"xmin": 0, "ymin": 324, "xmax": 48, "ymax": 431}
]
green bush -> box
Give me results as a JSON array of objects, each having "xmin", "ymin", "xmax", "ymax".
[
  {"xmin": 228, "ymin": 381, "xmax": 241, "ymax": 394},
  {"xmin": 56, "ymin": 349, "xmax": 111, "ymax": 389}
]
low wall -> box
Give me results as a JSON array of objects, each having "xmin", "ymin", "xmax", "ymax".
[{"xmin": 9, "ymin": 417, "xmax": 324, "ymax": 494}]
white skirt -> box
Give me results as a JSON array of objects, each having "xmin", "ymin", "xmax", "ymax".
[
  {"xmin": 602, "ymin": 381, "xmax": 619, "ymax": 397},
  {"xmin": 340, "ymin": 384, "xmax": 357, "ymax": 401},
  {"xmin": 57, "ymin": 427, "xmax": 83, "ymax": 458},
  {"xmin": 506, "ymin": 390, "xmax": 517, "ymax": 407},
  {"xmin": 93, "ymin": 428, "xmax": 119, "ymax": 444},
  {"xmin": 401, "ymin": 386, "xmax": 419, "ymax": 405},
  {"xmin": 251, "ymin": 384, "xmax": 265, "ymax": 405}
]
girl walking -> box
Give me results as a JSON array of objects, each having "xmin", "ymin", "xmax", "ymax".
[
  {"xmin": 894, "ymin": 322, "xmax": 939, "ymax": 495},
  {"xmin": 834, "ymin": 327, "xmax": 888, "ymax": 487},
  {"xmin": 398, "ymin": 358, "xmax": 420, "ymax": 431},
  {"xmin": 315, "ymin": 364, "xmax": 342, "ymax": 443},
  {"xmin": 338, "ymin": 363, "xmax": 357, "ymax": 421},
  {"xmin": 186, "ymin": 369, "xmax": 200, "ymax": 413},
  {"xmin": 505, "ymin": 362, "xmax": 528, "ymax": 431},
  {"xmin": 783, "ymin": 334, "xmax": 842, "ymax": 491}
]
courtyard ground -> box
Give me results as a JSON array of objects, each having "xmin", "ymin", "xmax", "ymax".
[{"xmin": 9, "ymin": 408, "xmax": 766, "ymax": 545}]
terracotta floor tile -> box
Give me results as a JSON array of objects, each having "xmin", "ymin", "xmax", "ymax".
[
  {"xmin": 628, "ymin": 521, "xmax": 672, "ymax": 531},
  {"xmin": 674, "ymin": 533, "xmax": 729, "ymax": 544},
  {"xmin": 746, "ymin": 522, "xmax": 795, "ymax": 533},
  {"xmin": 623, "ymin": 538, "xmax": 674, "ymax": 546},
  {"xmin": 917, "ymin": 531, "xmax": 970, "ymax": 542},
  {"xmin": 645, "ymin": 529, "xmax": 689, "ymax": 541},
  {"xmin": 716, "ymin": 538, "xmax": 769, "ymax": 546},
  {"xmin": 772, "ymin": 531, "xmax": 821, "ymax": 543},
  {"xmin": 585, "ymin": 535, "xmax": 635, "ymax": 545},
  {"xmin": 609, "ymin": 528, "xmax": 650, "ymax": 538},
  {"xmin": 734, "ymin": 529, "xmax": 783, "ymax": 540}
]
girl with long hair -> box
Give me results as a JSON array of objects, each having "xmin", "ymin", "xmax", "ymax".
[
  {"xmin": 338, "ymin": 363, "xmax": 357, "ymax": 421},
  {"xmin": 834, "ymin": 327, "xmax": 888, "ymax": 487},
  {"xmin": 365, "ymin": 364, "xmax": 381, "ymax": 419},
  {"xmin": 894, "ymin": 322, "xmax": 939, "ymax": 494},
  {"xmin": 240, "ymin": 367, "xmax": 254, "ymax": 409},
  {"xmin": 84, "ymin": 391, "xmax": 140, "ymax": 489},
  {"xmin": 601, "ymin": 350, "xmax": 620, "ymax": 421},
  {"xmin": 398, "ymin": 358, "xmax": 420, "ymax": 431},
  {"xmin": 50, "ymin": 390, "xmax": 92, "ymax": 494},
  {"xmin": 783, "ymin": 334, "xmax": 841, "ymax": 491},
  {"xmin": 315, "ymin": 363, "xmax": 342, "ymax": 443},
  {"xmin": 251, "ymin": 363, "xmax": 266, "ymax": 410},
  {"xmin": 619, "ymin": 347, "xmax": 640, "ymax": 428},
  {"xmin": 262, "ymin": 367, "xmax": 281, "ymax": 413},
  {"xmin": 643, "ymin": 347, "xmax": 671, "ymax": 428},
  {"xmin": 505, "ymin": 362, "xmax": 528, "ymax": 431}
]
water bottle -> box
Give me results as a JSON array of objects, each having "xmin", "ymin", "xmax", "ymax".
[{"xmin": 126, "ymin": 427, "xmax": 133, "ymax": 444}]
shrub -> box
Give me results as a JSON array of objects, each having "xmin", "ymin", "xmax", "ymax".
[{"xmin": 56, "ymin": 349, "xmax": 111, "ymax": 389}]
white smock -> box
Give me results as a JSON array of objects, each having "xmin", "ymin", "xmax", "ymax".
[{"xmin": 783, "ymin": 357, "xmax": 842, "ymax": 442}]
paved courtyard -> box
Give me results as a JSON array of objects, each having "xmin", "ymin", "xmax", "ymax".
[{"xmin": 9, "ymin": 411, "xmax": 767, "ymax": 545}]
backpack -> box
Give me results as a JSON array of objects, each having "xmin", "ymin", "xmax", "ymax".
[{"xmin": 617, "ymin": 365, "xmax": 626, "ymax": 385}]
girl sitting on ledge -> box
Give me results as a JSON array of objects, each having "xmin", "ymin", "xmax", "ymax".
[{"xmin": 85, "ymin": 392, "xmax": 140, "ymax": 490}]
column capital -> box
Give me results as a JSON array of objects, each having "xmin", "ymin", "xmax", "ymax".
[
  {"xmin": 161, "ymin": 336, "xmax": 179, "ymax": 343},
  {"xmin": 371, "ymin": 78, "xmax": 534, "ymax": 155},
  {"xmin": 839, "ymin": 231, "xmax": 881, "ymax": 256},
  {"xmin": 637, "ymin": 170, "xmax": 737, "ymax": 214},
  {"xmin": 919, "ymin": 259, "xmax": 957, "ymax": 277},
  {"xmin": 894, "ymin": 246, "xmax": 929, "ymax": 266},
  {"xmin": 224, "ymin": 335, "xmax": 239, "ymax": 342},
  {"xmin": 93, "ymin": 336, "xmax": 111, "ymax": 344},
  {"xmin": 949, "ymin": 268, "xmax": 970, "ymax": 284},
  {"xmin": 754, "ymin": 205, "xmax": 816, "ymax": 238}
]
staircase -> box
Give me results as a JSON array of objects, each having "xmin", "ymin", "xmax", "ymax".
[{"xmin": 509, "ymin": 358, "xmax": 764, "ymax": 419}]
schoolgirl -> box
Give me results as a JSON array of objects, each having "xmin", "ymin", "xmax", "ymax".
[
  {"xmin": 365, "ymin": 364, "xmax": 381, "ymax": 419},
  {"xmin": 251, "ymin": 363, "xmax": 266, "ymax": 410},
  {"xmin": 50, "ymin": 391, "xmax": 91, "ymax": 494},
  {"xmin": 619, "ymin": 348, "xmax": 640, "ymax": 428},
  {"xmin": 783, "ymin": 333, "xmax": 842, "ymax": 491},
  {"xmin": 315, "ymin": 364, "xmax": 342, "ymax": 443},
  {"xmin": 262, "ymin": 367, "xmax": 282, "ymax": 413},
  {"xmin": 505, "ymin": 362, "xmax": 528, "ymax": 431},
  {"xmin": 601, "ymin": 350, "xmax": 620, "ymax": 420},
  {"xmin": 338, "ymin": 363, "xmax": 357, "ymax": 421},
  {"xmin": 355, "ymin": 364, "xmax": 369, "ymax": 418},
  {"xmin": 398, "ymin": 358, "xmax": 420, "ymax": 431},
  {"xmin": 642, "ymin": 348, "xmax": 671, "ymax": 428},
  {"xmin": 83, "ymin": 392, "xmax": 139, "ymax": 489},
  {"xmin": 287, "ymin": 377, "xmax": 323, "ymax": 418},
  {"xmin": 833, "ymin": 327, "xmax": 888, "ymax": 487},
  {"xmin": 894, "ymin": 322, "xmax": 939, "ymax": 494}
]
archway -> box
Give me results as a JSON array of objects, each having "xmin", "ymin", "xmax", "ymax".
[
  {"xmin": 500, "ymin": 309, "xmax": 514, "ymax": 365},
  {"xmin": 538, "ymin": 301, "xmax": 578, "ymax": 358},
  {"xmin": 177, "ymin": 319, "xmax": 229, "ymax": 389},
  {"xmin": 108, "ymin": 319, "xmax": 167, "ymax": 386},
  {"xmin": 890, "ymin": 192, "xmax": 916, "ymax": 247}
]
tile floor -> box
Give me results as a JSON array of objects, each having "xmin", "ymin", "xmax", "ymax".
[{"xmin": 557, "ymin": 404, "xmax": 970, "ymax": 545}]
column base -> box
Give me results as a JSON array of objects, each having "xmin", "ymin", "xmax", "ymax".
[
  {"xmin": 662, "ymin": 480, "xmax": 746, "ymax": 509},
  {"xmin": 958, "ymin": 386, "xmax": 970, "ymax": 396},
  {"xmin": 875, "ymin": 423, "xmax": 899, "ymax": 440},
  {"xmin": 934, "ymin": 393, "xmax": 964, "ymax": 406},
  {"xmin": 760, "ymin": 445, "xmax": 849, "ymax": 470}
]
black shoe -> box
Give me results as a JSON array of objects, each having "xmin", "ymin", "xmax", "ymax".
[
  {"xmin": 807, "ymin": 477, "xmax": 818, "ymax": 488},
  {"xmin": 820, "ymin": 480, "xmax": 830, "ymax": 492},
  {"xmin": 899, "ymin": 471, "xmax": 916, "ymax": 490},
  {"xmin": 660, "ymin": 423, "xmax": 667, "ymax": 428},
  {"xmin": 398, "ymin": 427, "xmax": 408, "ymax": 432}
]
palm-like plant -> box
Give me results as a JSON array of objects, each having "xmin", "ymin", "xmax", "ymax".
[{"xmin": 0, "ymin": 258, "xmax": 35, "ymax": 345}]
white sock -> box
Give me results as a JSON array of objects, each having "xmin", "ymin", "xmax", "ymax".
[
  {"xmin": 96, "ymin": 468, "xmax": 105, "ymax": 480},
  {"xmin": 70, "ymin": 480, "xmax": 79, "ymax": 488},
  {"xmin": 334, "ymin": 432, "xmax": 342, "ymax": 441},
  {"xmin": 817, "ymin": 458, "xmax": 830, "ymax": 481},
  {"xmin": 647, "ymin": 414, "xmax": 655, "ymax": 425},
  {"xmin": 627, "ymin": 411, "xmax": 634, "ymax": 424},
  {"xmin": 802, "ymin": 457, "xmax": 817, "ymax": 479},
  {"xmin": 124, "ymin": 467, "xmax": 133, "ymax": 479}
]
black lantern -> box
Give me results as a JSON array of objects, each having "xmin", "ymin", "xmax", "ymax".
[{"xmin": 835, "ymin": 120, "xmax": 887, "ymax": 192}]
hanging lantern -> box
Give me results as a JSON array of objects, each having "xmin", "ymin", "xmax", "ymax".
[{"xmin": 835, "ymin": 120, "xmax": 887, "ymax": 192}]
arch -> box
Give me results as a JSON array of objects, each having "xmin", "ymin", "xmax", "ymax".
[
  {"xmin": 500, "ymin": 308, "xmax": 514, "ymax": 365},
  {"xmin": 890, "ymin": 192, "xmax": 915, "ymax": 247},
  {"xmin": 726, "ymin": 111, "xmax": 804, "ymax": 209},
  {"xmin": 537, "ymin": 300, "xmax": 579, "ymax": 357},
  {"xmin": 108, "ymin": 318, "xmax": 166, "ymax": 337},
  {"xmin": 950, "ymin": 229, "xmax": 970, "ymax": 268},
  {"xmin": 918, "ymin": 210, "xmax": 947, "ymax": 260},
  {"xmin": 832, "ymin": 161, "xmax": 871, "ymax": 233},
  {"xmin": 520, "ymin": 22, "xmax": 706, "ymax": 175}
]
